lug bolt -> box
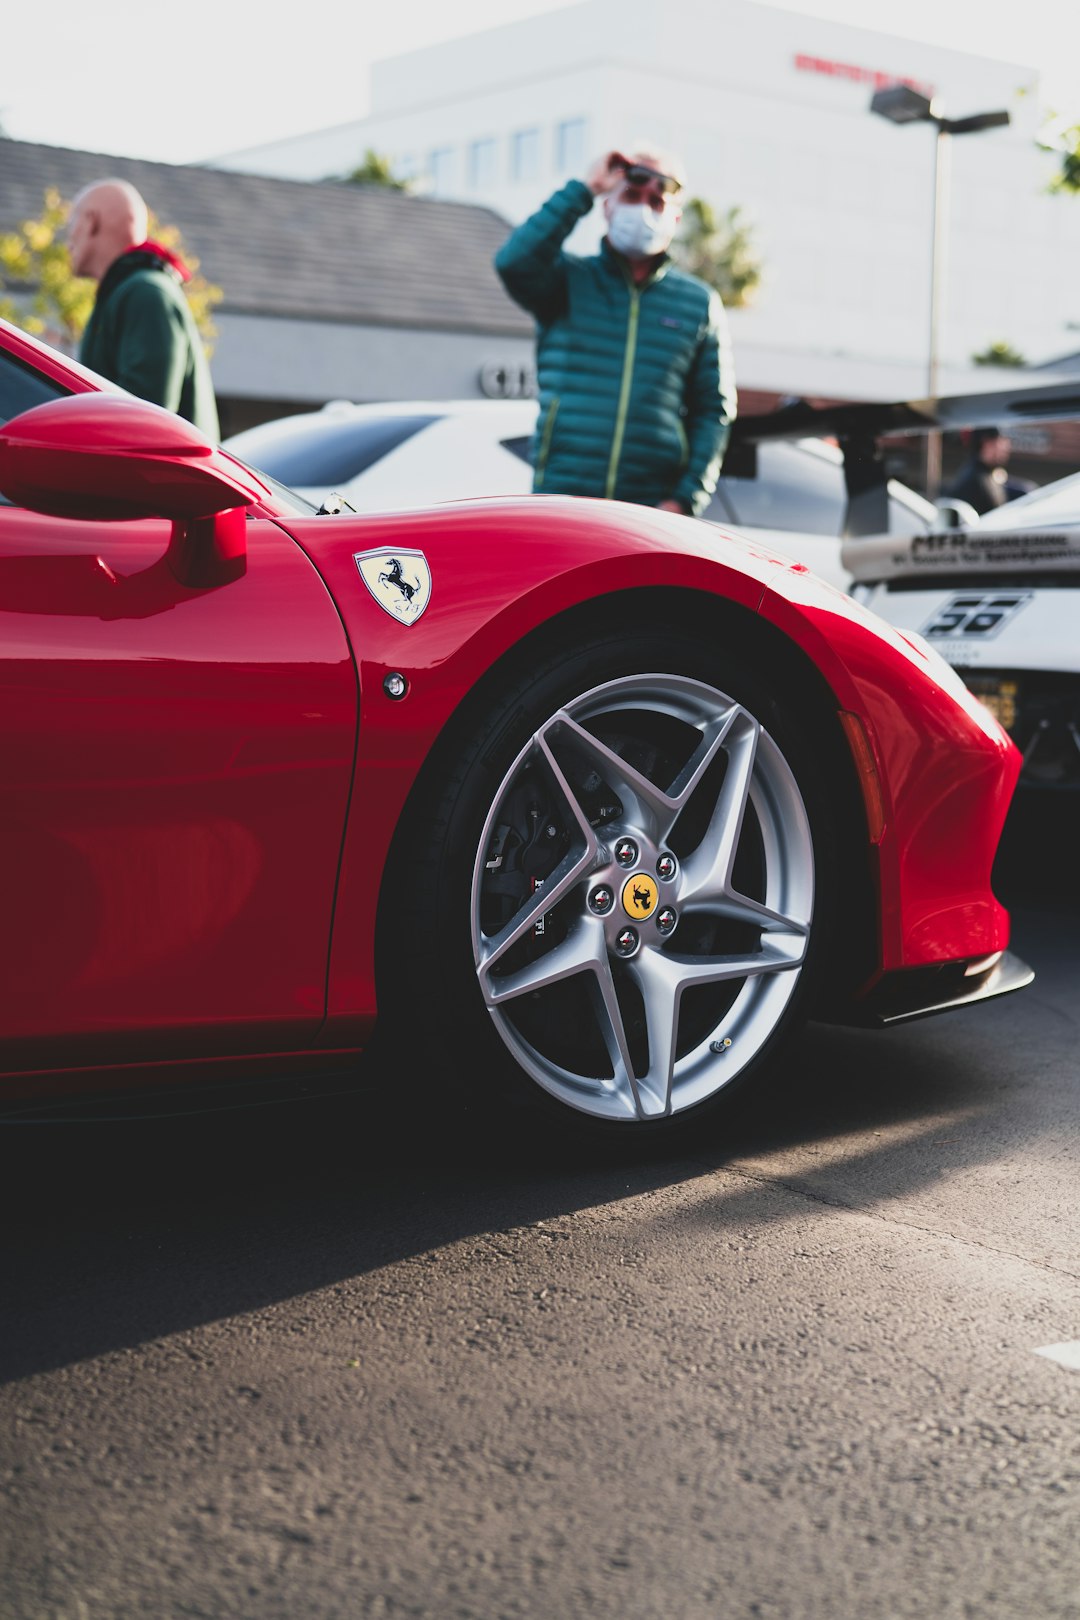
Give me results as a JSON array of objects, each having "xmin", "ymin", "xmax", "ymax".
[
  {"xmin": 614, "ymin": 838, "xmax": 638, "ymax": 867},
  {"xmin": 656, "ymin": 853, "xmax": 677, "ymax": 881},
  {"xmin": 615, "ymin": 927, "xmax": 639, "ymax": 957},
  {"xmin": 656, "ymin": 906, "xmax": 677, "ymax": 936},
  {"xmin": 589, "ymin": 885, "xmax": 614, "ymax": 915}
]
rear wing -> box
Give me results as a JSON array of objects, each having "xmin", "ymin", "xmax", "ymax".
[{"xmin": 725, "ymin": 379, "xmax": 1080, "ymax": 537}]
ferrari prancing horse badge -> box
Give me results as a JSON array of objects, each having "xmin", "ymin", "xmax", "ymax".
[
  {"xmin": 622, "ymin": 873, "xmax": 658, "ymax": 918},
  {"xmin": 353, "ymin": 549, "xmax": 432, "ymax": 626}
]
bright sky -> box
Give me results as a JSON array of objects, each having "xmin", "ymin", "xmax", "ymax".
[{"xmin": 2, "ymin": 0, "xmax": 1076, "ymax": 165}]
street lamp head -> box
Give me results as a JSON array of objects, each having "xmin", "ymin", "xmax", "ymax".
[
  {"xmin": 871, "ymin": 84, "xmax": 935, "ymax": 125},
  {"xmin": 870, "ymin": 87, "xmax": 1012, "ymax": 138},
  {"xmin": 942, "ymin": 109, "xmax": 1011, "ymax": 136}
]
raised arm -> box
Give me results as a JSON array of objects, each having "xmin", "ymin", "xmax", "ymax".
[{"xmin": 494, "ymin": 153, "xmax": 627, "ymax": 324}]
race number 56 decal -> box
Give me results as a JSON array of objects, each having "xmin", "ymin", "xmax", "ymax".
[{"xmin": 922, "ymin": 592, "xmax": 1032, "ymax": 640}]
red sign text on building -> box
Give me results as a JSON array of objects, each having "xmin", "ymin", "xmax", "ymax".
[{"xmin": 794, "ymin": 54, "xmax": 934, "ymax": 99}]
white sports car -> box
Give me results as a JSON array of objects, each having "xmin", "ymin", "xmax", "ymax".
[{"xmin": 225, "ymin": 400, "xmax": 538, "ymax": 513}]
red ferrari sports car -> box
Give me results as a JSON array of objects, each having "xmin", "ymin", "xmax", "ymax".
[{"xmin": 0, "ymin": 320, "xmax": 1031, "ymax": 1131}]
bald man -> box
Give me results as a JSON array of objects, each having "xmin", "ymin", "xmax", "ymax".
[
  {"xmin": 70, "ymin": 179, "xmax": 219, "ymax": 440},
  {"xmin": 495, "ymin": 146, "xmax": 735, "ymax": 516}
]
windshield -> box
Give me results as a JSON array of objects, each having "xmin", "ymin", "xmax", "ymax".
[
  {"xmin": 977, "ymin": 469, "xmax": 1080, "ymax": 528},
  {"xmin": 0, "ymin": 346, "xmax": 71, "ymax": 429},
  {"xmin": 226, "ymin": 412, "xmax": 439, "ymax": 487},
  {"xmin": 0, "ymin": 317, "xmax": 126, "ymax": 402}
]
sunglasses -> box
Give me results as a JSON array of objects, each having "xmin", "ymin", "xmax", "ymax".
[{"xmin": 619, "ymin": 163, "xmax": 683, "ymax": 197}]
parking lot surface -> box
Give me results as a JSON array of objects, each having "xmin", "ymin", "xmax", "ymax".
[{"xmin": 1, "ymin": 809, "xmax": 1078, "ymax": 1620}]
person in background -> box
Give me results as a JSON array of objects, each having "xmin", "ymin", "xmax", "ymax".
[
  {"xmin": 944, "ymin": 426, "xmax": 1013, "ymax": 515},
  {"xmin": 68, "ymin": 179, "xmax": 219, "ymax": 440},
  {"xmin": 494, "ymin": 146, "xmax": 735, "ymax": 516}
]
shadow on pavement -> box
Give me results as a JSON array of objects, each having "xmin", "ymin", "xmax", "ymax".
[{"xmin": 0, "ymin": 798, "xmax": 1072, "ymax": 1388}]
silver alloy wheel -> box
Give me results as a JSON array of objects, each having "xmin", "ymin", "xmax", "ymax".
[{"xmin": 470, "ymin": 673, "xmax": 815, "ymax": 1123}]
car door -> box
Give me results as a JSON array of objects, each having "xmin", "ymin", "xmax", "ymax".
[{"xmin": 0, "ymin": 363, "xmax": 357, "ymax": 1075}]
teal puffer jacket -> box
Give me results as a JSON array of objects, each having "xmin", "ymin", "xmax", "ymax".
[{"xmin": 495, "ymin": 180, "xmax": 736, "ymax": 516}]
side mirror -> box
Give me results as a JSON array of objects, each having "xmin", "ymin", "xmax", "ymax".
[{"xmin": 0, "ymin": 394, "xmax": 273, "ymax": 586}]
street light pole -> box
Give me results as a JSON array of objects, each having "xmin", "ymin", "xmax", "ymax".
[
  {"xmin": 926, "ymin": 116, "xmax": 951, "ymax": 495},
  {"xmin": 870, "ymin": 86, "xmax": 1010, "ymax": 500}
]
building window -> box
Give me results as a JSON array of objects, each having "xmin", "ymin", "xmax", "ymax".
[
  {"xmin": 511, "ymin": 128, "xmax": 540, "ymax": 182},
  {"xmin": 555, "ymin": 117, "xmax": 587, "ymax": 175},
  {"xmin": 429, "ymin": 147, "xmax": 456, "ymax": 194},
  {"xmin": 469, "ymin": 138, "xmax": 499, "ymax": 190},
  {"xmin": 395, "ymin": 152, "xmax": 420, "ymax": 185}
]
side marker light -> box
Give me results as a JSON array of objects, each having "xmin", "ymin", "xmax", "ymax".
[{"xmin": 838, "ymin": 711, "xmax": 887, "ymax": 844}]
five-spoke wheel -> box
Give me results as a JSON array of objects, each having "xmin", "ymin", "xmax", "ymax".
[{"xmin": 470, "ymin": 671, "xmax": 816, "ymax": 1124}]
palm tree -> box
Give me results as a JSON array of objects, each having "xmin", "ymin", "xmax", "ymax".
[{"xmin": 671, "ymin": 199, "xmax": 763, "ymax": 308}]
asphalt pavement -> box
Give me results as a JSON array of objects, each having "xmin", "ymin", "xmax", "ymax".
[{"xmin": 1, "ymin": 799, "xmax": 1077, "ymax": 1620}]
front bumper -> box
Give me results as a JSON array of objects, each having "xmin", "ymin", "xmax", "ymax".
[{"xmin": 836, "ymin": 949, "xmax": 1034, "ymax": 1029}]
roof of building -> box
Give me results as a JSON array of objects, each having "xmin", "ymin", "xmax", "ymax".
[
  {"xmin": 1031, "ymin": 351, "xmax": 1080, "ymax": 375},
  {"xmin": 0, "ymin": 138, "xmax": 531, "ymax": 338}
]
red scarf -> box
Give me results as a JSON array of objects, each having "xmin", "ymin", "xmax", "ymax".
[{"xmin": 130, "ymin": 239, "xmax": 192, "ymax": 283}]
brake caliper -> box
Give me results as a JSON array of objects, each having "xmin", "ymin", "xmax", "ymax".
[{"xmin": 483, "ymin": 774, "xmax": 568, "ymax": 936}]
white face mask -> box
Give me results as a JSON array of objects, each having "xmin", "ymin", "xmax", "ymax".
[{"xmin": 607, "ymin": 202, "xmax": 672, "ymax": 259}]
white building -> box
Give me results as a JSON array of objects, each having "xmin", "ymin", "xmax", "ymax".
[{"xmin": 214, "ymin": 0, "xmax": 1080, "ymax": 404}]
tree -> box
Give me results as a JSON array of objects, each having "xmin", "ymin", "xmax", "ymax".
[
  {"xmin": 1052, "ymin": 126, "xmax": 1080, "ymax": 193},
  {"xmin": 670, "ymin": 198, "xmax": 763, "ymax": 308},
  {"xmin": 972, "ymin": 339, "xmax": 1027, "ymax": 368},
  {"xmin": 0, "ymin": 188, "xmax": 92, "ymax": 348},
  {"xmin": 1037, "ymin": 115, "xmax": 1080, "ymax": 194},
  {"xmin": 343, "ymin": 149, "xmax": 411, "ymax": 190},
  {"xmin": 0, "ymin": 187, "xmax": 223, "ymax": 355}
]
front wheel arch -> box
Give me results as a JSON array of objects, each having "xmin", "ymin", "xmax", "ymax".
[
  {"xmin": 372, "ymin": 596, "xmax": 880, "ymax": 1127},
  {"xmin": 376, "ymin": 588, "xmax": 878, "ymax": 1026}
]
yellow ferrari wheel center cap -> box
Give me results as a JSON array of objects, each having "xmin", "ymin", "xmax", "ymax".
[{"xmin": 621, "ymin": 873, "xmax": 659, "ymax": 919}]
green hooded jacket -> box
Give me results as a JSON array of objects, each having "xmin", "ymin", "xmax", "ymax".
[
  {"xmin": 80, "ymin": 248, "xmax": 220, "ymax": 441},
  {"xmin": 495, "ymin": 179, "xmax": 736, "ymax": 516}
]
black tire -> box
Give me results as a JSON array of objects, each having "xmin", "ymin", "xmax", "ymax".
[{"xmin": 381, "ymin": 623, "xmax": 836, "ymax": 1136}]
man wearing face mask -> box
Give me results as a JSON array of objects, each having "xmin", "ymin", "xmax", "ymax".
[{"xmin": 494, "ymin": 147, "xmax": 736, "ymax": 515}]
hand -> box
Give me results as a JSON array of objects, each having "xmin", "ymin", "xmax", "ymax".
[
  {"xmin": 585, "ymin": 151, "xmax": 629, "ymax": 197},
  {"xmin": 657, "ymin": 499, "xmax": 687, "ymax": 514}
]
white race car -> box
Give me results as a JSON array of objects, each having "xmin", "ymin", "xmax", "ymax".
[
  {"xmin": 735, "ymin": 382, "xmax": 1080, "ymax": 790},
  {"xmin": 849, "ymin": 471, "xmax": 1080, "ymax": 787}
]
